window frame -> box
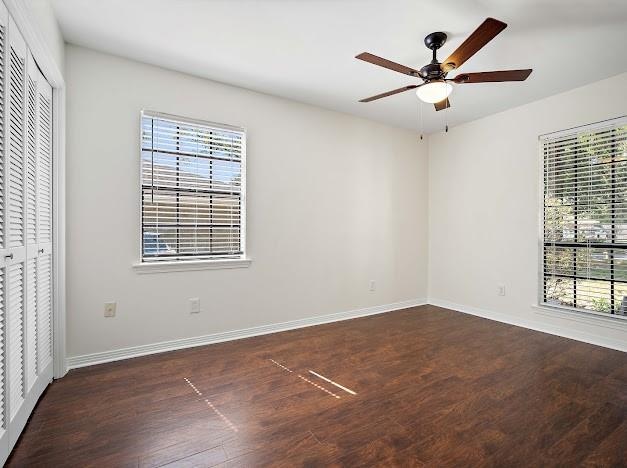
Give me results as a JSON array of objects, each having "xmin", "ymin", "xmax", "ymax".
[
  {"xmin": 133, "ymin": 110, "xmax": 250, "ymax": 273},
  {"xmin": 538, "ymin": 115, "xmax": 627, "ymax": 322}
]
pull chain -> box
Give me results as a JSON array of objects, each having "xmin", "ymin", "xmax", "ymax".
[
  {"xmin": 443, "ymin": 81, "xmax": 449, "ymax": 134},
  {"xmin": 418, "ymin": 99, "xmax": 424, "ymax": 140}
]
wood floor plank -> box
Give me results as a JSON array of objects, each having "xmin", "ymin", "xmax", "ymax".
[{"xmin": 6, "ymin": 305, "xmax": 626, "ymax": 467}]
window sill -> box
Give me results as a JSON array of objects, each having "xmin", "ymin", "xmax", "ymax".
[
  {"xmin": 532, "ymin": 303, "xmax": 627, "ymax": 330},
  {"xmin": 132, "ymin": 258, "xmax": 252, "ymax": 274}
]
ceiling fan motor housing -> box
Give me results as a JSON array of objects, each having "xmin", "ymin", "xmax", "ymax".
[
  {"xmin": 419, "ymin": 63, "xmax": 445, "ymax": 80},
  {"xmin": 420, "ymin": 32, "xmax": 448, "ymax": 80}
]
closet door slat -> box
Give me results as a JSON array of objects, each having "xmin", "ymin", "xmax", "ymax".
[
  {"xmin": 25, "ymin": 71, "xmax": 35, "ymax": 245},
  {"xmin": 36, "ymin": 89, "xmax": 50, "ymax": 245},
  {"xmin": 36, "ymin": 253, "xmax": 51, "ymax": 370},
  {"xmin": 7, "ymin": 262, "xmax": 24, "ymax": 420},
  {"xmin": 25, "ymin": 257, "xmax": 36, "ymax": 389},
  {"xmin": 0, "ymin": 16, "xmax": 5, "ymax": 250},
  {"xmin": 6, "ymin": 37, "xmax": 24, "ymax": 249},
  {"xmin": 0, "ymin": 268, "xmax": 5, "ymax": 433}
]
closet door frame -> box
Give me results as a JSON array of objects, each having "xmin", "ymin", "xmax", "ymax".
[{"xmin": 4, "ymin": 0, "xmax": 66, "ymax": 381}]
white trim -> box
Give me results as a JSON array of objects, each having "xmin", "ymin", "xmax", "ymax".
[
  {"xmin": 65, "ymin": 297, "xmax": 626, "ymax": 370},
  {"xmin": 240, "ymin": 122, "xmax": 247, "ymax": 262},
  {"xmin": 4, "ymin": 0, "xmax": 67, "ymax": 379},
  {"xmin": 132, "ymin": 257, "xmax": 252, "ymax": 273},
  {"xmin": 532, "ymin": 303, "xmax": 627, "ymax": 329},
  {"xmin": 537, "ymin": 129, "xmax": 545, "ymax": 316},
  {"xmin": 538, "ymin": 115, "xmax": 627, "ymax": 140},
  {"xmin": 3, "ymin": 1, "xmax": 64, "ymax": 87},
  {"xmin": 428, "ymin": 298, "xmax": 627, "ymax": 353},
  {"xmin": 142, "ymin": 109, "xmax": 246, "ymax": 133},
  {"xmin": 66, "ymin": 298, "xmax": 427, "ymax": 368},
  {"xmin": 52, "ymin": 86, "xmax": 66, "ymax": 378}
]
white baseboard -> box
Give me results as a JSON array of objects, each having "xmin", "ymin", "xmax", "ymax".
[
  {"xmin": 66, "ymin": 296, "xmax": 624, "ymax": 370},
  {"xmin": 66, "ymin": 298, "xmax": 427, "ymax": 369},
  {"xmin": 428, "ymin": 298, "xmax": 627, "ymax": 353}
]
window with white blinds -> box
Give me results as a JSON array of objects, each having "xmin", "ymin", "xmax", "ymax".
[
  {"xmin": 542, "ymin": 117, "xmax": 627, "ymax": 317},
  {"xmin": 140, "ymin": 111, "xmax": 246, "ymax": 263}
]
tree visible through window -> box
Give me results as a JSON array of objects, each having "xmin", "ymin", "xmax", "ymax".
[
  {"xmin": 542, "ymin": 118, "xmax": 627, "ymax": 315},
  {"xmin": 140, "ymin": 111, "xmax": 245, "ymax": 262}
]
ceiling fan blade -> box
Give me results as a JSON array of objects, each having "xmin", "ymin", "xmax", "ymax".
[
  {"xmin": 453, "ymin": 69, "xmax": 532, "ymax": 83},
  {"xmin": 441, "ymin": 18, "xmax": 507, "ymax": 72},
  {"xmin": 434, "ymin": 97, "xmax": 451, "ymax": 111},
  {"xmin": 359, "ymin": 85, "xmax": 419, "ymax": 102},
  {"xmin": 356, "ymin": 52, "xmax": 420, "ymax": 77}
]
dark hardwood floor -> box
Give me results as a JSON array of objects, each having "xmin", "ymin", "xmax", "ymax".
[{"xmin": 7, "ymin": 305, "xmax": 627, "ymax": 467}]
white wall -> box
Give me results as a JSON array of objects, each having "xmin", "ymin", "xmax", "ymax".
[
  {"xmin": 428, "ymin": 72, "xmax": 627, "ymax": 351},
  {"xmin": 65, "ymin": 45, "xmax": 429, "ymax": 359}
]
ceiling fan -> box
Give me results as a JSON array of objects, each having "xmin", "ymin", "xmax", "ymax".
[{"xmin": 356, "ymin": 18, "xmax": 532, "ymax": 111}]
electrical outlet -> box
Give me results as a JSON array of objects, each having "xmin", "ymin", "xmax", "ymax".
[
  {"xmin": 104, "ymin": 302, "xmax": 116, "ymax": 317},
  {"xmin": 369, "ymin": 280, "xmax": 376, "ymax": 292},
  {"xmin": 497, "ymin": 285, "xmax": 506, "ymax": 296},
  {"xmin": 189, "ymin": 298, "xmax": 201, "ymax": 314}
]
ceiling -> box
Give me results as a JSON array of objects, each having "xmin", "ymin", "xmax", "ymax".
[{"xmin": 50, "ymin": 0, "xmax": 627, "ymax": 133}]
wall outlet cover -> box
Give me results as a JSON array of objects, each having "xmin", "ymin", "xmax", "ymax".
[
  {"xmin": 190, "ymin": 298, "xmax": 201, "ymax": 313},
  {"xmin": 104, "ymin": 302, "xmax": 116, "ymax": 317}
]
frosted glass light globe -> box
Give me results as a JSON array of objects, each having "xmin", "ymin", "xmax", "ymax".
[{"xmin": 416, "ymin": 81, "xmax": 453, "ymax": 104}]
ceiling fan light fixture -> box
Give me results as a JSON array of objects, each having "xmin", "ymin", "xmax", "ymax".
[
  {"xmin": 356, "ymin": 18, "xmax": 532, "ymax": 109},
  {"xmin": 415, "ymin": 80, "xmax": 453, "ymax": 104}
]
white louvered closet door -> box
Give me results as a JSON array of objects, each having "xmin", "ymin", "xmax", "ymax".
[
  {"xmin": 0, "ymin": 7, "xmax": 54, "ymax": 461},
  {"xmin": 0, "ymin": 4, "xmax": 8, "ymax": 463},
  {"xmin": 35, "ymin": 66, "xmax": 52, "ymax": 377},
  {"xmin": 25, "ymin": 52, "xmax": 37, "ymax": 397},
  {"xmin": 4, "ymin": 15, "xmax": 28, "ymax": 447}
]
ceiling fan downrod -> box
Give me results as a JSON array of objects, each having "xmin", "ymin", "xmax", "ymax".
[{"xmin": 420, "ymin": 31, "xmax": 448, "ymax": 81}]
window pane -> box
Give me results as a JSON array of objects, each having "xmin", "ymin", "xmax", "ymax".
[
  {"xmin": 141, "ymin": 113, "xmax": 244, "ymax": 262},
  {"xmin": 542, "ymin": 120, "xmax": 627, "ymax": 316}
]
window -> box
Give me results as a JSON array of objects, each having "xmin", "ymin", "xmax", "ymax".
[
  {"xmin": 542, "ymin": 116, "xmax": 627, "ymax": 317},
  {"xmin": 140, "ymin": 111, "xmax": 246, "ymax": 265}
]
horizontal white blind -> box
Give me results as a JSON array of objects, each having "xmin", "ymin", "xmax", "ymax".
[
  {"xmin": 141, "ymin": 112, "xmax": 245, "ymax": 262},
  {"xmin": 542, "ymin": 117, "xmax": 627, "ymax": 315}
]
